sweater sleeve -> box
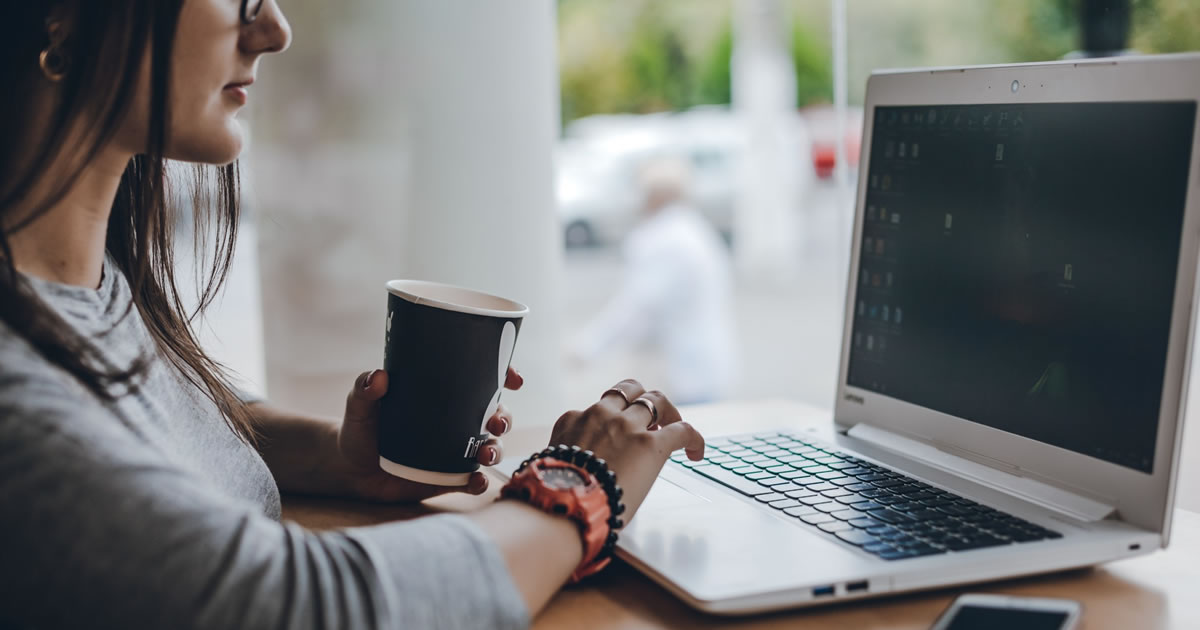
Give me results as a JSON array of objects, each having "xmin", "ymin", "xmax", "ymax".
[{"xmin": 0, "ymin": 376, "xmax": 530, "ymax": 630}]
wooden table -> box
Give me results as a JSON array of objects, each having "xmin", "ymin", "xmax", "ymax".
[{"xmin": 284, "ymin": 400, "xmax": 1200, "ymax": 629}]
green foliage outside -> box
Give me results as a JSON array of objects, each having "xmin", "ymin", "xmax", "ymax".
[
  {"xmin": 559, "ymin": 0, "xmax": 1200, "ymax": 125},
  {"xmin": 558, "ymin": 0, "xmax": 832, "ymax": 124}
]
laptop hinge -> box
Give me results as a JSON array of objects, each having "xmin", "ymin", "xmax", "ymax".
[{"xmin": 846, "ymin": 423, "xmax": 1116, "ymax": 523}]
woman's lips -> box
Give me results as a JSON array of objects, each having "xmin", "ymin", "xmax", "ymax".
[
  {"xmin": 224, "ymin": 85, "xmax": 248, "ymax": 105},
  {"xmin": 224, "ymin": 79, "xmax": 253, "ymax": 105}
]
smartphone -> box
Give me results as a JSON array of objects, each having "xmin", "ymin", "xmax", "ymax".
[{"xmin": 930, "ymin": 594, "xmax": 1081, "ymax": 630}]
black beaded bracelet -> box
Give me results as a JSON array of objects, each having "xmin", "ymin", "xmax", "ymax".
[{"xmin": 514, "ymin": 444, "xmax": 627, "ymax": 558}]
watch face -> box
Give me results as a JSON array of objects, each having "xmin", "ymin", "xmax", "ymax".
[{"xmin": 542, "ymin": 466, "xmax": 586, "ymax": 489}]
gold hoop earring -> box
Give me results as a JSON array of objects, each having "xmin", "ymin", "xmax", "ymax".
[{"xmin": 39, "ymin": 47, "xmax": 68, "ymax": 82}]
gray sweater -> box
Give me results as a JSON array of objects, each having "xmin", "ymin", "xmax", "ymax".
[{"xmin": 0, "ymin": 260, "xmax": 529, "ymax": 630}]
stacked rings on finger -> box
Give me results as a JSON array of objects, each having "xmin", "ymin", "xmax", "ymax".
[
  {"xmin": 631, "ymin": 396, "xmax": 658, "ymax": 428},
  {"xmin": 603, "ymin": 387, "xmax": 631, "ymax": 405}
]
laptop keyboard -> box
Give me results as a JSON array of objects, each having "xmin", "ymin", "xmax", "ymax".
[{"xmin": 670, "ymin": 431, "xmax": 1062, "ymax": 560}]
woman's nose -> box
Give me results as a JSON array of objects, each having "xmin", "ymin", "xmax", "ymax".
[{"xmin": 241, "ymin": 0, "xmax": 292, "ymax": 55}]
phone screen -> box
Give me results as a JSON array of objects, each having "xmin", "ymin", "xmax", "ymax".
[{"xmin": 945, "ymin": 605, "xmax": 1069, "ymax": 630}]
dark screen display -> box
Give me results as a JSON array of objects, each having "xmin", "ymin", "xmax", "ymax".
[
  {"xmin": 847, "ymin": 102, "xmax": 1195, "ymax": 472},
  {"xmin": 944, "ymin": 605, "xmax": 1069, "ymax": 630}
]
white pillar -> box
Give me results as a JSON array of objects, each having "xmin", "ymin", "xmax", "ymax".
[
  {"xmin": 732, "ymin": 0, "xmax": 801, "ymax": 283},
  {"xmin": 252, "ymin": 1, "xmax": 564, "ymax": 427},
  {"xmin": 392, "ymin": 2, "xmax": 565, "ymax": 427}
]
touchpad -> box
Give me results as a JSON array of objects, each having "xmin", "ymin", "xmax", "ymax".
[{"xmin": 639, "ymin": 478, "xmax": 710, "ymax": 511}]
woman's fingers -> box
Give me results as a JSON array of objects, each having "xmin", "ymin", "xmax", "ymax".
[
  {"xmin": 656, "ymin": 421, "xmax": 705, "ymax": 461},
  {"xmin": 623, "ymin": 389, "xmax": 680, "ymax": 430},
  {"xmin": 486, "ymin": 404, "xmax": 513, "ymax": 436},
  {"xmin": 599, "ymin": 379, "xmax": 646, "ymax": 413},
  {"xmin": 465, "ymin": 471, "xmax": 490, "ymax": 495},
  {"xmin": 344, "ymin": 369, "xmax": 388, "ymax": 426},
  {"xmin": 504, "ymin": 367, "xmax": 524, "ymax": 391},
  {"xmin": 476, "ymin": 437, "xmax": 504, "ymax": 466}
]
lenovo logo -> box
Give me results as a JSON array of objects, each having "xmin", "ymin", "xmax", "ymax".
[{"xmin": 843, "ymin": 392, "xmax": 865, "ymax": 405}]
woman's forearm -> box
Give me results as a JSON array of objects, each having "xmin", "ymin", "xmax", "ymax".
[
  {"xmin": 248, "ymin": 402, "xmax": 352, "ymax": 496},
  {"xmin": 466, "ymin": 499, "xmax": 584, "ymax": 616}
]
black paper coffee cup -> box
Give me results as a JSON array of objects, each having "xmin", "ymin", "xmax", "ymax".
[{"xmin": 378, "ymin": 280, "xmax": 528, "ymax": 485}]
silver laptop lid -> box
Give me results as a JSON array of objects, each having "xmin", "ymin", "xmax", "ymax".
[{"xmin": 835, "ymin": 54, "xmax": 1200, "ymax": 537}]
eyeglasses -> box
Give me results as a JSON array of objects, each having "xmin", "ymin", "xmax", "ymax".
[{"xmin": 241, "ymin": 0, "xmax": 264, "ymax": 24}]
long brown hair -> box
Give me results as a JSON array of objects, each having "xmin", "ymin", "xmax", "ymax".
[{"xmin": 0, "ymin": 1, "xmax": 254, "ymax": 440}]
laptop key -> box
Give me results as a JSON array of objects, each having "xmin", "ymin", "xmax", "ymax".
[
  {"xmin": 781, "ymin": 471, "xmax": 813, "ymax": 481},
  {"xmin": 732, "ymin": 465, "xmax": 760, "ymax": 475},
  {"xmin": 767, "ymin": 465, "xmax": 797, "ymax": 474},
  {"xmin": 867, "ymin": 509, "xmax": 912, "ymax": 524},
  {"xmin": 693, "ymin": 465, "xmax": 777, "ymax": 496},
  {"xmin": 831, "ymin": 509, "xmax": 866, "ymax": 521},
  {"xmin": 744, "ymin": 471, "xmax": 773, "ymax": 481},
  {"xmin": 835, "ymin": 529, "xmax": 878, "ymax": 546},
  {"xmin": 879, "ymin": 549, "xmax": 917, "ymax": 560},
  {"xmin": 768, "ymin": 499, "xmax": 802, "ymax": 510},
  {"xmin": 863, "ymin": 542, "xmax": 896, "ymax": 554},
  {"xmin": 849, "ymin": 518, "xmax": 886, "ymax": 529},
  {"xmin": 783, "ymin": 505, "xmax": 819, "ymax": 518},
  {"xmin": 801, "ymin": 465, "xmax": 833, "ymax": 474},
  {"xmin": 904, "ymin": 544, "xmax": 947, "ymax": 557},
  {"xmin": 759, "ymin": 477, "xmax": 791, "ymax": 487},
  {"xmin": 801, "ymin": 513, "xmax": 836, "ymax": 525},
  {"xmin": 819, "ymin": 521, "xmax": 854, "ymax": 533},
  {"xmin": 944, "ymin": 536, "xmax": 1009, "ymax": 551},
  {"xmin": 798, "ymin": 495, "xmax": 833, "ymax": 506},
  {"xmin": 785, "ymin": 489, "xmax": 817, "ymax": 499},
  {"xmin": 814, "ymin": 502, "xmax": 844, "ymax": 513},
  {"xmin": 821, "ymin": 488, "xmax": 853, "ymax": 498},
  {"xmin": 806, "ymin": 482, "xmax": 839, "ymax": 493},
  {"xmin": 770, "ymin": 483, "xmax": 803, "ymax": 494},
  {"xmin": 850, "ymin": 500, "xmax": 886, "ymax": 512},
  {"xmin": 866, "ymin": 525, "xmax": 897, "ymax": 535},
  {"xmin": 818, "ymin": 472, "xmax": 848, "ymax": 481},
  {"xmin": 753, "ymin": 493, "xmax": 785, "ymax": 503},
  {"xmin": 846, "ymin": 482, "xmax": 876, "ymax": 493}
]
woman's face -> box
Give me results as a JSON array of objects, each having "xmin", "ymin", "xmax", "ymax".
[{"xmin": 116, "ymin": 0, "xmax": 291, "ymax": 164}]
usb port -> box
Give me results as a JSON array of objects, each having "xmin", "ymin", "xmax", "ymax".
[
  {"xmin": 812, "ymin": 585, "xmax": 835, "ymax": 597},
  {"xmin": 846, "ymin": 580, "xmax": 869, "ymax": 593}
]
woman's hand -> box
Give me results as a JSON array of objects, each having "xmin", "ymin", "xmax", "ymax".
[
  {"xmin": 548, "ymin": 379, "xmax": 705, "ymax": 522},
  {"xmin": 336, "ymin": 367, "xmax": 523, "ymax": 503}
]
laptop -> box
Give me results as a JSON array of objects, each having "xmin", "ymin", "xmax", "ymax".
[{"xmin": 616, "ymin": 54, "xmax": 1200, "ymax": 614}]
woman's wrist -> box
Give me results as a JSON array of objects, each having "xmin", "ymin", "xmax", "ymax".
[{"xmin": 468, "ymin": 499, "xmax": 584, "ymax": 616}]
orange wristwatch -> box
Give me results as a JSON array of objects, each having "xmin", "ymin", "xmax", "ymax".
[{"xmin": 501, "ymin": 447, "xmax": 623, "ymax": 582}]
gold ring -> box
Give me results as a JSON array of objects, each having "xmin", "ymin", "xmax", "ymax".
[
  {"xmin": 603, "ymin": 387, "xmax": 631, "ymax": 405},
  {"xmin": 631, "ymin": 396, "xmax": 658, "ymax": 428}
]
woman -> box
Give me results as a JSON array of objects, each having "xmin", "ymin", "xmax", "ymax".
[{"xmin": 0, "ymin": 1, "xmax": 706, "ymax": 628}]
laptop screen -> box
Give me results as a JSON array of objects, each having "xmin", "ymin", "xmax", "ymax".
[{"xmin": 847, "ymin": 101, "xmax": 1196, "ymax": 472}]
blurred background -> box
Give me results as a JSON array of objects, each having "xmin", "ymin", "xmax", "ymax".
[{"xmin": 181, "ymin": 0, "xmax": 1200, "ymax": 508}]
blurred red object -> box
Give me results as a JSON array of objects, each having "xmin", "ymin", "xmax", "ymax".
[{"xmin": 802, "ymin": 105, "xmax": 862, "ymax": 180}]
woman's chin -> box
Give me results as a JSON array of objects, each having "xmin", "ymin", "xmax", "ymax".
[{"xmin": 167, "ymin": 127, "xmax": 245, "ymax": 165}]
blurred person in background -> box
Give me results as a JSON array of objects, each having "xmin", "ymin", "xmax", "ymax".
[
  {"xmin": 571, "ymin": 157, "xmax": 738, "ymax": 404},
  {"xmin": 0, "ymin": 1, "xmax": 705, "ymax": 628}
]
